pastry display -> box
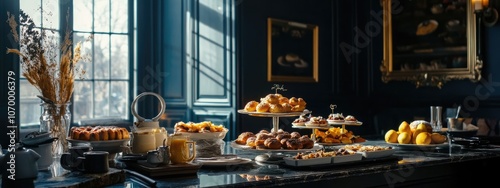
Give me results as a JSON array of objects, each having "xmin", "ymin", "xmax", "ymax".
[
  {"xmin": 70, "ymin": 126, "xmax": 130, "ymax": 141},
  {"xmin": 243, "ymin": 93, "xmax": 307, "ymax": 113},
  {"xmin": 234, "ymin": 129, "xmax": 314, "ymax": 150},
  {"xmin": 174, "ymin": 121, "xmax": 225, "ymax": 133},
  {"xmin": 314, "ymin": 127, "xmax": 366, "ymax": 144}
]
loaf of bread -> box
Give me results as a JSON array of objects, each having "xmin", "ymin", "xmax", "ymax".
[{"xmin": 70, "ymin": 126, "xmax": 130, "ymax": 141}]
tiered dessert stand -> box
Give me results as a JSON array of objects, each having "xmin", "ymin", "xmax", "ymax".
[{"xmin": 291, "ymin": 104, "xmax": 363, "ymax": 143}]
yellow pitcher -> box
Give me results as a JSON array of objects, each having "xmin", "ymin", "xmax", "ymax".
[{"xmin": 169, "ymin": 134, "xmax": 196, "ymax": 164}]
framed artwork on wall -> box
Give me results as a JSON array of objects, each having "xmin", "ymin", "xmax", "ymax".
[
  {"xmin": 380, "ymin": 0, "xmax": 481, "ymax": 88},
  {"xmin": 267, "ymin": 18, "xmax": 319, "ymax": 83}
]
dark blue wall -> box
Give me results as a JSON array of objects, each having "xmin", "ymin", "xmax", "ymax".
[{"xmin": 236, "ymin": 0, "xmax": 500, "ymax": 138}]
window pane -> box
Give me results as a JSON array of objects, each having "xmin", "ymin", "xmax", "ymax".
[
  {"xmin": 73, "ymin": 32, "xmax": 93, "ymax": 80},
  {"xmin": 73, "ymin": 81, "xmax": 93, "ymax": 122},
  {"xmin": 20, "ymin": 80, "xmax": 41, "ymax": 125},
  {"xmin": 94, "ymin": 81, "xmax": 110, "ymax": 117},
  {"xmin": 111, "ymin": 0, "xmax": 128, "ymax": 32},
  {"xmin": 43, "ymin": 0, "xmax": 60, "ymax": 29},
  {"xmin": 110, "ymin": 81, "xmax": 128, "ymax": 118},
  {"xmin": 95, "ymin": 0, "xmax": 110, "ymax": 32},
  {"xmin": 94, "ymin": 34, "xmax": 110, "ymax": 79},
  {"xmin": 20, "ymin": 0, "xmax": 42, "ymax": 26},
  {"xmin": 111, "ymin": 35, "xmax": 129, "ymax": 79},
  {"xmin": 73, "ymin": 0, "xmax": 93, "ymax": 32}
]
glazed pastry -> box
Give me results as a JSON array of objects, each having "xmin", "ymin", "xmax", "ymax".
[
  {"xmin": 299, "ymin": 135, "xmax": 314, "ymax": 149},
  {"xmin": 278, "ymin": 96, "xmax": 289, "ymax": 104},
  {"xmin": 246, "ymin": 136, "xmax": 257, "ymax": 148},
  {"xmin": 256, "ymin": 102, "xmax": 270, "ymax": 113},
  {"xmin": 269, "ymin": 104, "xmax": 284, "ymax": 113},
  {"xmin": 236, "ymin": 132, "xmax": 254, "ymax": 145},
  {"xmin": 289, "ymin": 97, "xmax": 299, "ymax": 106},
  {"xmin": 297, "ymin": 98, "xmax": 307, "ymax": 106},
  {"xmin": 255, "ymin": 133, "xmax": 273, "ymax": 146},
  {"xmin": 264, "ymin": 138, "xmax": 282, "ymax": 149},
  {"xmin": 291, "ymin": 105, "xmax": 306, "ymax": 112},
  {"xmin": 286, "ymin": 138, "xmax": 303, "ymax": 150},
  {"xmin": 290, "ymin": 132, "xmax": 301, "ymax": 139},
  {"xmin": 276, "ymin": 133, "xmax": 291, "ymax": 141},
  {"xmin": 280, "ymin": 138, "xmax": 290, "ymax": 149},
  {"xmin": 263, "ymin": 94, "xmax": 280, "ymax": 104},
  {"xmin": 71, "ymin": 126, "xmax": 129, "ymax": 141},
  {"xmin": 281, "ymin": 103, "xmax": 292, "ymax": 112},
  {"xmin": 244, "ymin": 100, "xmax": 259, "ymax": 112},
  {"xmin": 259, "ymin": 129, "xmax": 270, "ymax": 134}
]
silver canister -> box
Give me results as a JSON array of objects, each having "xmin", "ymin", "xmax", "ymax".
[{"xmin": 157, "ymin": 146, "xmax": 170, "ymax": 165}]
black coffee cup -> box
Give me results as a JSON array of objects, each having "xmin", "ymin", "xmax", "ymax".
[
  {"xmin": 77, "ymin": 151, "xmax": 109, "ymax": 173},
  {"xmin": 60, "ymin": 145, "xmax": 92, "ymax": 170}
]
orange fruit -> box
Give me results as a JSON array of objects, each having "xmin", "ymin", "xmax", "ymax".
[
  {"xmin": 398, "ymin": 121, "xmax": 411, "ymax": 133},
  {"xmin": 431, "ymin": 133, "xmax": 446, "ymax": 144},
  {"xmin": 385, "ymin": 130, "xmax": 399, "ymax": 143},
  {"xmin": 415, "ymin": 132, "xmax": 432, "ymax": 145},
  {"xmin": 397, "ymin": 131, "xmax": 412, "ymax": 144}
]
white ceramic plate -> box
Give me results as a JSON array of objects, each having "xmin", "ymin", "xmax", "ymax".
[
  {"xmin": 197, "ymin": 157, "xmax": 253, "ymax": 166},
  {"xmin": 230, "ymin": 141, "xmax": 322, "ymax": 152},
  {"xmin": 67, "ymin": 138, "xmax": 130, "ymax": 153}
]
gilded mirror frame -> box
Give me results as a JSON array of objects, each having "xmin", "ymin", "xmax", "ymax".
[{"xmin": 381, "ymin": 0, "xmax": 482, "ymax": 88}]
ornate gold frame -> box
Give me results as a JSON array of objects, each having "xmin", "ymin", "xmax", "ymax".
[
  {"xmin": 267, "ymin": 18, "xmax": 319, "ymax": 83},
  {"xmin": 381, "ymin": 0, "xmax": 482, "ymax": 88}
]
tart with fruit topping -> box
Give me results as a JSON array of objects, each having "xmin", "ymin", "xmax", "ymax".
[
  {"xmin": 292, "ymin": 114, "xmax": 309, "ymax": 126},
  {"xmin": 328, "ymin": 113, "xmax": 345, "ymax": 123},
  {"xmin": 305, "ymin": 116, "xmax": 328, "ymax": 127},
  {"xmin": 344, "ymin": 115, "xmax": 357, "ymax": 122}
]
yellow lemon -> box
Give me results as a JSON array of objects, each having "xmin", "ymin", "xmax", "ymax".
[
  {"xmin": 397, "ymin": 131, "xmax": 412, "ymax": 144},
  {"xmin": 411, "ymin": 129, "xmax": 423, "ymax": 144},
  {"xmin": 398, "ymin": 121, "xmax": 411, "ymax": 133},
  {"xmin": 431, "ymin": 133, "xmax": 446, "ymax": 144},
  {"xmin": 385, "ymin": 129, "xmax": 399, "ymax": 143},
  {"xmin": 416, "ymin": 123, "xmax": 428, "ymax": 132},
  {"xmin": 415, "ymin": 132, "xmax": 432, "ymax": 145}
]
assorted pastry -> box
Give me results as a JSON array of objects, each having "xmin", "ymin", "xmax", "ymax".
[
  {"xmin": 235, "ymin": 129, "xmax": 315, "ymax": 150},
  {"xmin": 292, "ymin": 114, "xmax": 310, "ymax": 126},
  {"xmin": 314, "ymin": 127, "xmax": 366, "ymax": 144},
  {"xmin": 293, "ymin": 148, "xmax": 356, "ymax": 160},
  {"xmin": 174, "ymin": 121, "xmax": 226, "ymax": 133},
  {"xmin": 70, "ymin": 126, "xmax": 130, "ymax": 141},
  {"xmin": 244, "ymin": 94, "xmax": 307, "ymax": 113},
  {"xmin": 304, "ymin": 116, "xmax": 328, "ymax": 127},
  {"xmin": 340, "ymin": 144, "xmax": 393, "ymax": 152}
]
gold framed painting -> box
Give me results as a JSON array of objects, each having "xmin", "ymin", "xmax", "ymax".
[
  {"xmin": 381, "ymin": 0, "xmax": 481, "ymax": 88},
  {"xmin": 267, "ymin": 18, "xmax": 319, "ymax": 83}
]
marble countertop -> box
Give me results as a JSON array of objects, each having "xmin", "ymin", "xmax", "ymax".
[{"xmin": 4, "ymin": 140, "xmax": 500, "ymax": 187}]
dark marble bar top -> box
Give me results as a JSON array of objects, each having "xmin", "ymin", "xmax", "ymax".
[{"xmin": 3, "ymin": 140, "xmax": 500, "ymax": 187}]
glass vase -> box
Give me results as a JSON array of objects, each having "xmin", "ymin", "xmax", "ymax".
[{"xmin": 40, "ymin": 102, "xmax": 71, "ymax": 158}]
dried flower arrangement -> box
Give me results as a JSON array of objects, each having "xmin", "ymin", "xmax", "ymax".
[{"xmin": 6, "ymin": 9, "xmax": 91, "ymax": 154}]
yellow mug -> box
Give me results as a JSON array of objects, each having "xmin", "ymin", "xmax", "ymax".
[{"xmin": 169, "ymin": 134, "xmax": 196, "ymax": 164}]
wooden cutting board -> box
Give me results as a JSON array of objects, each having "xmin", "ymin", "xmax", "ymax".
[
  {"xmin": 124, "ymin": 161, "xmax": 201, "ymax": 178},
  {"xmin": 33, "ymin": 167, "xmax": 126, "ymax": 188}
]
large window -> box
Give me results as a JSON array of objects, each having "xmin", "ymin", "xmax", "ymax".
[{"xmin": 19, "ymin": 0, "xmax": 134, "ymax": 127}]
